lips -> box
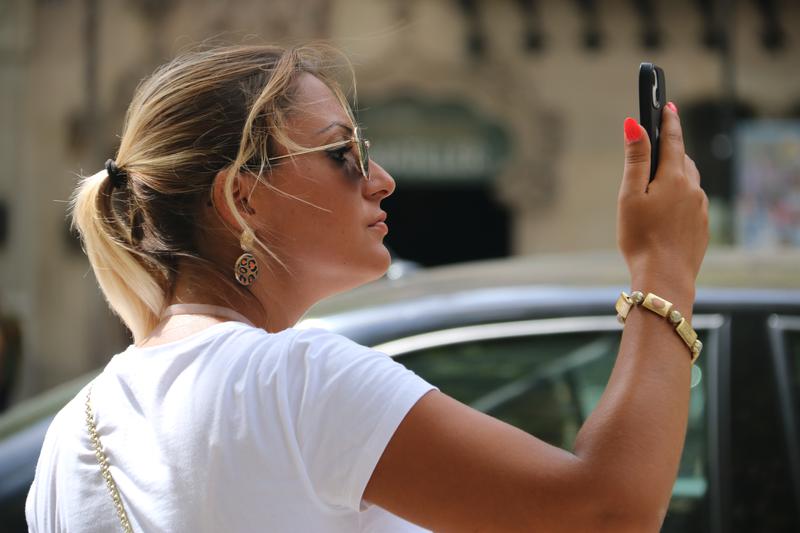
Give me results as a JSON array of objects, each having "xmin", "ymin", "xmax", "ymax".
[{"xmin": 368, "ymin": 212, "xmax": 387, "ymax": 227}]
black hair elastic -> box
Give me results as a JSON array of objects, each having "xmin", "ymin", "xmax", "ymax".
[{"xmin": 105, "ymin": 159, "xmax": 127, "ymax": 188}]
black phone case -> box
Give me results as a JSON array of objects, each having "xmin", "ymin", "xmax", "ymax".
[{"xmin": 638, "ymin": 63, "xmax": 666, "ymax": 181}]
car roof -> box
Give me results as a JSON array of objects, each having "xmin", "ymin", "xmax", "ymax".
[{"xmin": 305, "ymin": 248, "xmax": 800, "ymax": 318}]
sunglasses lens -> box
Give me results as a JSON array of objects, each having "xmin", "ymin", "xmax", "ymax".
[
  {"xmin": 354, "ymin": 127, "xmax": 369, "ymax": 179},
  {"xmin": 360, "ymin": 140, "xmax": 369, "ymax": 178}
]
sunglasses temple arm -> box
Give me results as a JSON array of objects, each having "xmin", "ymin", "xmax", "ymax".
[{"xmin": 268, "ymin": 140, "xmax": 352, "ymax": 162}]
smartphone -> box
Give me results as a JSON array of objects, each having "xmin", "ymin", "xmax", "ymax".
[{"xmin": 638, "ymin": 62, "xmax": 666, "ymax": 181}]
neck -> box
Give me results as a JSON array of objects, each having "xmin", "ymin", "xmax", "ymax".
[{"xmin": 169, "ymin": 260, "xmax": 319, "ymax": 333}]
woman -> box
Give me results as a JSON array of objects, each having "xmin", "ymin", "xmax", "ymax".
[{"xmin": 26, "ymin": 44, "xmax": 708, "ymax": 532}]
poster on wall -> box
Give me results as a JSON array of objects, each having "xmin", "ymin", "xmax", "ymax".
[{"xmin": 735, "ymin": 120, "xmax": 800, "ymax": 248}]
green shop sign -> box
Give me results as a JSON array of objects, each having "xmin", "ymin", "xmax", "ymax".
[{"xmin": 358, "ymin": 97, "xmax": 511, "ymax": 185}]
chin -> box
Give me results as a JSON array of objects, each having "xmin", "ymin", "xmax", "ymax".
[
  {"xmin": 372, "ymin": 244, "xmax": 393, "ymax": 277},
  {"xmin": 357, "ymin": 245, "xmax": 393, "ymax": 284},
  {"xmin": 355, "ymin": 252, "xmax": 391, "ymax": 287}
]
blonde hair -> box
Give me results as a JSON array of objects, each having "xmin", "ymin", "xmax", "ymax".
[{"xmin": 70, "ymin": 44, "xmax": 355, "ymax": 342}]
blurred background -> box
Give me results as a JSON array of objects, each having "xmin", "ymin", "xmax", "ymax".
[{"xmin": 0, "ymin": 0, "xmax": 798, "ymax": 406}]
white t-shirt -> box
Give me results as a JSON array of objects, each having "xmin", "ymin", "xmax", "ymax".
[{"xmin": 26, "ymin": 322, "xmax": 438, "ymax": 532}]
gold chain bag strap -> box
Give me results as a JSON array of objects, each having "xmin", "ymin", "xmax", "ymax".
[{"xmin": 84, "ymin": 385, "xmax": 134, "ymax": 533}]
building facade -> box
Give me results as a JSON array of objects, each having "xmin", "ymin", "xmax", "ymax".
[{"xmin": 1, "ymin": 0, "xmax": 798, "ymax": 398}]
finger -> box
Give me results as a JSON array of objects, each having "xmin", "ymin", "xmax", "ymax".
[
  {"xmin": 657, "ymin": 102, "xmax": 685, "ymax": 179},
  {"xmin": 620, "ymin": 117, "xmax": 652, "ymax": 197},
  {"xmin": 684, "ymin": 154, "xmax": 701, "ymax": 188}
]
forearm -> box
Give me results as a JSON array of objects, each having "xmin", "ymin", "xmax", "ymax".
[{"xmin": 572, "ymin": 273, "xmax": 695, "ymax": 522}]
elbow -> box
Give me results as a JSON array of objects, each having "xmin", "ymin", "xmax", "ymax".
[
  {"xmin": 588, "ymin": 506, "xmax": 666, "ymax": 533},
  {"xmin": 586, "ymin": 481, "xmax": 669, "ymax": 533}
]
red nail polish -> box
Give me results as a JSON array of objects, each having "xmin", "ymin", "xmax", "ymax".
[
  {"xmin": 666, "ymin": 101, "xmax": 678, "ymax": 114},
  {"xmin": 624, "ymin": 117, "xmax": 642, "ymax": 144}
]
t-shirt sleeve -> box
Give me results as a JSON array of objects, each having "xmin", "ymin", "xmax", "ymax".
[{"xmin": 283, "ymin": 327, "xmax": 439, "ymax": 512}]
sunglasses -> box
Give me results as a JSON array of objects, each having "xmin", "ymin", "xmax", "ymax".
[{"xmin": 265, "ymin": 125, "xmax": 370, "ymax": 180}]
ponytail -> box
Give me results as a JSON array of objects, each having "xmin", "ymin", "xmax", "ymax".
[{"xmin": 70, "ymin": 170, "xmax": 165, "ymax": 341}]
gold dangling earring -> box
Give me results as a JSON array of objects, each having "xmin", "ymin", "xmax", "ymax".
[{"xmin": 234, "ymin": 227, "xmax": 259, "ymax": 286}]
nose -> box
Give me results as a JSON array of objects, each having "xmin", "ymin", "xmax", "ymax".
[{"xmin": 364, "ymin": 160, "xmax": 396, "ymax": 200}]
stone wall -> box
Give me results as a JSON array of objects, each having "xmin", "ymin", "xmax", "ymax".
[{"xmin": 1, "ymin": 0, "xmax": 797, "ymax": 397}]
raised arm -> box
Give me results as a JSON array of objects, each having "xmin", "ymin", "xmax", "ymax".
[{"xmin": 364, "ymin": 104, "xmax": 709, "ymax": 532}]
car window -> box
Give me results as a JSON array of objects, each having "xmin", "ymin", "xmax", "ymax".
[
  {"xmin": 396, "ymin": 327, "xmax": 710, "ymax": 533},
  {"xmin": 774, "ymin": 323, "xmax": 800, "ymax": 505}
]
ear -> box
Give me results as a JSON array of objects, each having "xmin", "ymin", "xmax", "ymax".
[{"xmin": 209, "ymin": 168, "xmax": 258, "ymax": 231}]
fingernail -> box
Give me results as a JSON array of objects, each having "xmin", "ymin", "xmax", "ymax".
[
  {"xmin": 624, "ymin": 117, "xmax": 643, "ymax": 144},
  {"xmin": 666, "ymin": 101, "xmax": 678, "ymax": 114}
]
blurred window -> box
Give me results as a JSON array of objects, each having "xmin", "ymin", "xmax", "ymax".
[
  {"xmin": 682, "ymin": 99, "xmax": 756, "ymax": 245},
  {"xmin": 729, "ymin": 312, "xmax": 800, "ymax": 531},
  {"xmin": 767, "ymin": 315, "xmax": 800, "ymax": 433},
  {"xmin": 767, "ymin": 317, "xmax": 800, "ymax": 511},
  {"xmin": 395, "ymin": 324, "xmax": 712, "ymax": 532}
]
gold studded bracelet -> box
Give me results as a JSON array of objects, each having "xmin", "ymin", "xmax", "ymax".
[{"xmin": 615, "ymin": 291, "xmax": 702, "ymax": 364}]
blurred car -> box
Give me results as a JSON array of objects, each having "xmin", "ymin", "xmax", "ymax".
[{"xmin": 1, "ymin": 249, "xmax": 799, "ymax": 532}]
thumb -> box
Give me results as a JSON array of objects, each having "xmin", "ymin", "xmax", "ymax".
[{"xmin": 620, "ymin": 117, "xmax": 651, "ymax": 197}]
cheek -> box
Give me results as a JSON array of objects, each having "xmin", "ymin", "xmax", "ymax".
[
  {"xmin": 305, "ymin": 197, "xmax": 379, "ymax": 271},
  {"xmin": 313, "ymin": 198, "xmax": 362, "ymax": 249},
  {"xmin": 266, "ymin": 183, "xmax": 358, "ymax": 253},
  {"xmin": 260, "ymin": 171, "xmax": 378, "ymax": 270}
]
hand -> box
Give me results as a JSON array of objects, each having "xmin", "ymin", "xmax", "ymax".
[{"xmin": 617, "ymin": 103, "xmax": 709, "ymax": 292}]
